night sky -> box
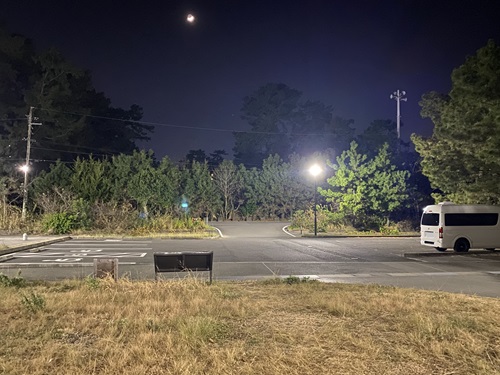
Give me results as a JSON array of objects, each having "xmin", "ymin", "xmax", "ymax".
[{"xmin": 3, "ymin": 0, "xmax": 500, "ymax": 161}]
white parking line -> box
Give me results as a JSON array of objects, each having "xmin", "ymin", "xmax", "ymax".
[
  {"xmin": 211, "ymin": 226, "xmax": 223, "ymax": 238},
  {"xmin": 282, "ymin": 225, "xmax": 296, "ymax": 237}
]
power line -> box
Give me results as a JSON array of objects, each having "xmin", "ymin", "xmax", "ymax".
[
  {"xmin": 0, "ymin": 118, "xmax": 26, "ymax": 122},
  {"xmin": 37, "ymin": 107, "xmax": 344, "ymax": 136},
  {"xmin": 31, "ymin": 146, "xmax": 113, "ymax": 158}
]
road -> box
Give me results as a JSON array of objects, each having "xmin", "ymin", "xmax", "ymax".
[{"xmin": 1, "ymin": 221, "xmax": 499, "ymax": 297}]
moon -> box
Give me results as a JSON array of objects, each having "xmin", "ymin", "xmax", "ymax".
[{"xmin": 186, "ymin": 14, "xmax": 195, "ymax": 23}]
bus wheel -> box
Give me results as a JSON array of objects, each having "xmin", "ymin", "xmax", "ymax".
[
  {"xmin": 435, "ymin": 247, "xmax": 447, "ymax": 252},
  {"xmin": 454, "ymin": 239, "xmax": 470, "ymax": 253}
]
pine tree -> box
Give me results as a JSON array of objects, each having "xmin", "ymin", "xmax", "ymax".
[{"xmin": 412, "ymin": 40, "xmax": 500, "ymax": 204}]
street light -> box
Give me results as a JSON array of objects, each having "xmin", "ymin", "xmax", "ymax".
[
  {"xmin": 19, "ymin": 164, "xmax": 30, "ymax": 221},
  {"xmin": 309, "ymin": 164, "xmax": 322, "ymax": 236}
]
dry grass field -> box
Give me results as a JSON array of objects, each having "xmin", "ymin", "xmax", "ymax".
[{"xmin": 0, "ymin": 276, "xmax": 499, "ymax": 375}]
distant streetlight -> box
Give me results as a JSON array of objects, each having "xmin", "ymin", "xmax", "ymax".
[
  {"xmin": 309, "ymin": 164, "xmax": 322, "ymax": 237},
  {"xmin": 390, "ymin": 90, "xmax": 407, "ymax": 140}
]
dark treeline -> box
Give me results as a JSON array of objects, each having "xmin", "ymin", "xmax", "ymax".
[
  {"xmin": 1, "ymin": 24, "xmax": 499, "ymax": 233},
  {"xmin": 29, "ymin": 146, "xmax": 420, "ymax": 233}
]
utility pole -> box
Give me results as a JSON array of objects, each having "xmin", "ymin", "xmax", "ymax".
[
  {"xmin": 21, "ymin": 106, "xmax": 41, "ymax": 221},
  {"xmin": 390, "ymin": 90, "xmax": 407, "ymax": 139}
]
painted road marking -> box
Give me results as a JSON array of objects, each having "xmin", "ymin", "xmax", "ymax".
[{"xmin": 14, "ymin": 252, "xmax": 148, "ymax": 258}]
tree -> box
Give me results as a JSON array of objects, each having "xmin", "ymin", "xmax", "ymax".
[
  {"xmin": 155, "ymin": 156, "xmax": 181, "ymax": 214},
  {"xmin": 233, "ymin": 83, "xmax": 354, "ymax": 166},
  {"xmin": 207, "ymin": 149, "xmax": 227, "ymax": 170},
  {"xmin": 110, "ymin": 150, "xmax": 157, "ymax": 207},
  {"xmin": 0, "ymin": 26, "xmax": 153, "ymax": 167},
  {"xmin": 183, "ymin": 149, "xmax": 227, "ymax": 171},
  {"xmin": 184, "ymin": 149, "xmax": 207, "ymax": 165},
  {"xmin": 356, "ymin": 119, "xmax": 399, "ymax": 158},
  {"xmin": 212, "ymin": 160, "xmax": 242, "ymax": 220},
  {"xmin": 32, "ymin": 160, "xmax": 72, "ymax": 196},
  {"xmin": 182, "ymin": 161, "xmax": 220, "ymax": 219},
  {"xmin": 412, "ymin": 40, "xmax": 500, "ymax": 204},
  {"xmin": 234, "ymin": 83, "xmax": 301, "ymax": 166},
  {"xmin": 0, "ymin": 27, "xmax": 36, "ymax": 179},
  {"xmin": 70, "ymin": 157, "xmax": 113, "ymax": 202},
  {"xmin": 242, "ymin": 154, "xmax": 311, "ymax": 219},
  {"xmin": 127, "ymin": 164, "xmax": 171, "ymax": 216},
  {"xmin": 292, "ymin": 101, "xmax": 354, "ymax": 156},
  {"xmin": 319, "ymin": 142, "xmax": 410, "ymax": 227}
]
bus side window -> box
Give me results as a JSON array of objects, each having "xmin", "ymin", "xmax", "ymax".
[{"xmin": 444, "ymin": 213, "xmax": 499, "ymax": 226}]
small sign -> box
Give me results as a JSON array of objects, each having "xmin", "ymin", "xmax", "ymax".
[{"xmin": 94, "ymin": 258, "xmax": 118, "ymax": 281}]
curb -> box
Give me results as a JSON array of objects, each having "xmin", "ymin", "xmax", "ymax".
[
  {"xmin": 404, "ymin": 250, "xmax": 500, "ymax": 257},
  {"xmin": 0, "ymin": 237, "xmax": 72, "ymax": 259},
  {"xmin": 299, "ymin": 234, "xmax": 420, "ymax": 238}
]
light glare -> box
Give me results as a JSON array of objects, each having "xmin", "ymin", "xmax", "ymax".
[
  {"xmin": 20, "ymin": 165, "xmax": 29, "ymax": 173},
  {"xmin": 309, "ymin": 164, "xmax": 322, "ymax": 177}
]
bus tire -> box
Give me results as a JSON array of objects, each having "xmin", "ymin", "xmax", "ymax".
[
  {"xmin": 435, "ymin": 247, "xmax": 447, "ymax": 252},
  {"xmin": 454, "ymin": 238, "xmax": 470, "ymax": 253}
]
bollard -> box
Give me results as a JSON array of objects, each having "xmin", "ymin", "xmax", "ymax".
[{"xmin": 22, "ymin": 233, "xmax": 28, "ymax": 241}]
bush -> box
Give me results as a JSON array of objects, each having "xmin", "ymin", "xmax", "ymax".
[
  {"xmin": 350, "ymin": 215, "xmax": 382, "ymax": 232},
  {"xmin": 20, "ymin": 290, "xmax": 46, "ymax": 313},
  {"xmin": 132, "ymin": 215, "xmax": 209, "ymax": 235},
  {"xmin": 0, "ymin": 202, "xmax": 24, "ymax": 233},
  {"xmin": 379, "ymin": 224, "xmax": 400, "ymax": 235},
  {"xmin": 291, "ymin": 207, "xmax": 345, "ymax": 233},
  {"xmin": 42, "ymin": 212, "xmax": 79, "ymax": 234},
  {"xmin": 0, "ymin": 273, "xmax": 26, "ymax": 288},
  {"xmin": 91, "ymin": 202, "xmax": 137, "ymax": 233},
  {"xmin": 71, "ymin": 198, "xmax": 92, "ymax": 230}
]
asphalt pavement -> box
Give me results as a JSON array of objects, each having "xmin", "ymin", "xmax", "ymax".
[{"xmin": 0, "ymin": 229, "xmax": 498, "ymax": 298}]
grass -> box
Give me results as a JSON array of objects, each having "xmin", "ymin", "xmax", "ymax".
[
  {"xmin": 0, "ymin": 276, "xmax": 499, "ymax": 375},
  {"xmin": 71, "ymin": 229, "xmax": 219, "ymax": 239},
  {"xmin": 300, "ymin": 230, "xmax": 419, "ymax": 237}
]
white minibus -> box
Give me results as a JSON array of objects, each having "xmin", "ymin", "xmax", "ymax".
[{"xmin": 420, "ymin": 202, "xmax": 500, "ymax": 252}]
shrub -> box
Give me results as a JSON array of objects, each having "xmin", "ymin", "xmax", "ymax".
[
  {"xmin": 133, "ymin": 215, "xmax": 209, "ymax": 235},
  {"xmin": 291, "ymin": 207, "xmax": 345, "ymax": 233},
  {"xmin": 0, "ymin": 273, "xmax": 26, "ymax": 288},
  {"xmin": 42, "ymin": 212, "xmax": 79, "ymax": 234},
  {"xmin": 71, "ymin": 198, "xmax": 92, "ymax": 230},
  {"xmin": 379, "ymin": 224, "xmax": 400, "ymax": 235},
  {"xmin": 91, "ymin": 202, "xmax": 137, "ymax": 233},
  {"xmin": 20, "ymin": 290, "xmax": 46, "ymax": 313}
]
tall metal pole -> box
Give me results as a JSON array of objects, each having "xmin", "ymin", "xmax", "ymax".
[
  {"xmin": 309, "ymin": 164, "xmax": 322, "ymax": 237},
  {"xmin": 313, "ymin": 179, "xmax": 317, "ymax": 237},
  {"xmin": 21, "ymin": 106, "xmax": 41, "ymax": 221},
  {"xmin": 21, "ymin": 107, "xmax": 33, "ymax": 221},
  {"xmin": 390, "ymin": 90, "xmax": 407, "ymax": 139}
]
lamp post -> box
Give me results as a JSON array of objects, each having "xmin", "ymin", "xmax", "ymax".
[
  {"xmin": 20, "ymin": 164, "xmax": 29, "ymax": 221},
  {"xmin": 309, "ymin": 164, "xmax": 322, "ymax": 236}
]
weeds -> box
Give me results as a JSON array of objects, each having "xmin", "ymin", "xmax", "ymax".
[
  {"xmin": 262, "ymin": 275, "xmax": 317, "ymax": 285},
  {"xmin": 20, "ymin": 290, "xmax": 46, "ymax": 313},
  {"xmin": 0, "ymin": 280, "xmax": 499, "ymax": 375},
  {"xmin": 84, "ymin": 276, "xmax": 101, "ymax": 290},
  {"xmin": 0, "ymin": 272, "xmax": 26, "ymax": 288},
  {"xmin": 284, "ymin": 275, "xmax": 316, "ymax": 284},
  {"xmin": 146, "ymin": 319, "xmax": 162, "ymax": 333}
]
